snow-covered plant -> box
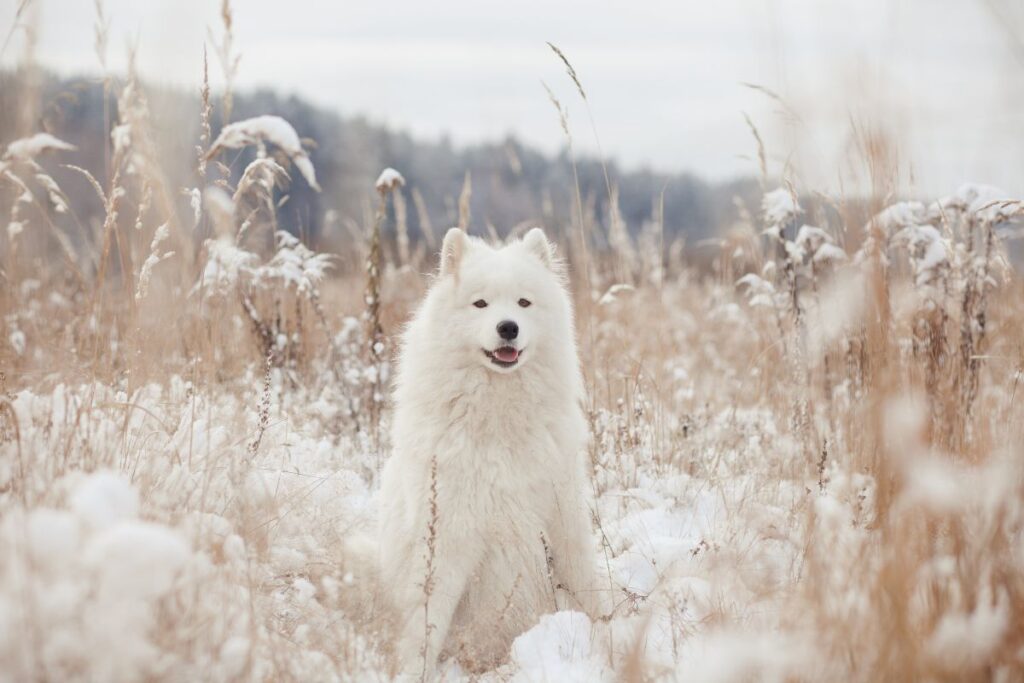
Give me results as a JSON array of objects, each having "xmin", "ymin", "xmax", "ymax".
[
  {"xmin": 257, "ymin": 231, "xmax": 334, "ymax": 296},
  {"xmin": 1, "ymin": 133, "xmax": 78, "ymax": 264},
  {"xmin": 598, "ymin": 283, "xmax": 636, "ymax": 306},
  {"xmin": 854, "ymin": 200, "xmax": 927, "ymax": 267},
  {"xmin": 926, "ymin": 184, "xmax": 1023, "ymax": 418},
  {"xmin": 364, "ymin": 167, "xmax": 405, "ymax": 448},
  {"xmin": 792, "ymin": 224, "xmax": 848, "ymax": 279},
  {"xmin": 893, "ymin": 224, "xmax": 949, "ymax": 290},
  {"xmin": 195, "ymin": 236, "xmax": 258, "ymax": 297},
  {"xmin": 736, "ymin": 272, "xmax": 778, "ymax": 309},
  {"xmin": 208, "ymin": 115, "xmax": 321, "ymax": 191},
  {"xmin": 761, "ymin": 187, "xmax": 801, "ymax": 239},
  {"xmin": 2, "ymin": 132, "xmax": 77, "ymax": 162},
  {"xmin": 2, "ymin": 169, "xmax": 35, "ymax": 241},
  {"xmin": 758, "ymin": 186, "xmax": 817, "ymax": 322},
  {"xmin": 194, "ymin": 227, "xmax": 335, "ymax": 371},
  {"xmin": 374, "ymin": 167, "xmax": 404, "ymax": 193}
]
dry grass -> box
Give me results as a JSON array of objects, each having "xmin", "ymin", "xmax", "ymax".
[{"xmin": 1, "ymin": 5, "xmax": 1024, "ymax": 683}]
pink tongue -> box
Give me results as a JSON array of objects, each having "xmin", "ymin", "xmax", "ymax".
[{"xmin": 494, "ymin": 347, "xmax": 519, "ymax": 362}]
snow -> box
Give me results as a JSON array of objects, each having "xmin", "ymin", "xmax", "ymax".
[
  {"xmin": 187, "ymin": 187, "xmax": 202, "ymax": 227},
  {"xmin": 804, "ymin": 271, "xmax": 867, "ymax": 355},
  {"xmin": 761, "ymin": 188, "xmax": 801, "ymax": 228},
  {"xmin": 3, "ymin": 132, "xmax": 77, "ymax": 160},
  {"xmin": 812, "ymin": 242, "xmax": 848, "ymax": 264},
  {"xmin": 258, "ymin": 231, "xmax": 335, "ymax": 294},
  {"xmin": 895, "ymin": 224, "xmax": 949, "ymax": 286},
  {"xmin": 209, "ymin": 115, "xmax": 321, "ymax": 191},
  {"xmin": 1, "ymin": 471, "xmax": 190, "ymax": 682},
  {"xmin": 25, "ymin": 508, "xmax": 81, "ymax": 570},
  {"xmin": 598, "ymin": 283, "xmax": 635, "ymax": 306},
  {"xmin": 70, "ymin": 471, "xmax": 139, "ymax": 528},
  {"xmin": 675, "ymin": 629, "xmax": 809, "ymax": 683},
  {"xmin": 84, "ymin": 521, "xmax": 189, "ymax": 600},
  {"xmin": 374, "ymin": 167, "xmax": 405, "ymax": 193},
  {"xmin": 8, "ymin": 328, "xmax": 25, "ymax": 355},
  {"xmin": 870, "ymin": 200, "xmax": 927, "ymax": 235},
  {"xmin": 194, "ymin": 238, "xmax": 259, "ymax": 295},
  {"xmin": 203, "ymin": 186, "xmax": 236, "ymax": 238},
  {"xmin": 4, "ymin": 182, "xmax": 1023, "ymax": 680},
  {"xmin": 111, "ymin": 123, "xmax": 132, "ymax": 160},
  {"xmin": 927, "ymin": 589, "xmax": 1009, "ymax": 672},
  {"xmin": 510, "ymin": 612, "xmax": 606, "ymax": 682},
  {"xmin": 932, "ymin": 183, "xmax": 1020, "ymax": 224},
  {"xmin": 736, "ymin": 273, "xmax": 776, "ymax": 308},
  {"xmin": 794, "ymin": 224, "xmax": 830, "ymax": 253},
  {"xmin": 0, "ymin": 338, "xmax": 821, "ymax": 682}
]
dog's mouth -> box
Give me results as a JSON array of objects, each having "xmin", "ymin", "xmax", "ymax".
[{"xmin": 483, "ymin": 346, "xmax": 521, "ymax": 368}]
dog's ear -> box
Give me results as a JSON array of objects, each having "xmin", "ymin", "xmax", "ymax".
[
  {"xmin": 440, "ymin": 227, "xmax": 468, "ymax": 279},
  {"xmin": 523, "ymin": 227, "xmax": 554, "ymax": 267}
]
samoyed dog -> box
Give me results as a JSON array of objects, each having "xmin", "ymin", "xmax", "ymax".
[{"xmin": 378, "ymin": 227, "xmax": 607, "ymax": 674}]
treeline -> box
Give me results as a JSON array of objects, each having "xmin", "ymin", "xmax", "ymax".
[{"xmin": 0, "ymin": 70, "xmax": 758, "ymax": 258}]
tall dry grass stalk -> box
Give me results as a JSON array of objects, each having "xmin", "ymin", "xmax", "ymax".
[
  {"xmin": 393, "ymin": 186, "xmax": 409, "ymax": 267},
  {"xmin": 412, "ymin": 186, "xmax": 436, "ymax": 250},
  {"xmin": 457, "ymin": 171, "xmax": 471, "ymax": 231},
  {"xmin": 419, "ymin": 455, "xmax": 439, "ymax": 683},
  {"xmin": 547, "ymin": 42, "xmax": 622, "ymax": 272},
  {"xmin": 211, "ymin": 0, "xmax": 240, "ymax": 126},
  {"xmin": 365, "ymin": 168, "xmax": 404, "ymax": 452},
  {"xmin": 0, "ymin": 1, "xmax": 34, "ymax": 61}
]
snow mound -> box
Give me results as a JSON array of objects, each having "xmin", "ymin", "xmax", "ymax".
[
  {"xmin": 1, "ymin": 472, "xmax": 192, "ymax": 682},
  {"xmin": 84, "ymin": 521, "xmax": 189, "ymax": 600},
  {"xmin": 511, "ymin": 611, "xmax": 608, "ymax": 682},
  {"xmin": 70, "ymin": 470, "xmax": 139, "ymax": 528}
]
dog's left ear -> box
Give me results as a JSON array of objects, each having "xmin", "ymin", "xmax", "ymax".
[{"xmin": 523, "ymin": 227, "xmax": 555, "ymax": 267}]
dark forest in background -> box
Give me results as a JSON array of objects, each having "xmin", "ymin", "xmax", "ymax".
[{"xmin": 1, "ymin": 69, "xmax": 761, "ymax": 263}]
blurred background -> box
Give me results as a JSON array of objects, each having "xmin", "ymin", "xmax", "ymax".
[{"xmin": 1, "ymin": 0, "xmax": 1023, "ymax": 257}]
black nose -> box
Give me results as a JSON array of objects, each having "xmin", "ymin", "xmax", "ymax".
[{"xmin": 497, "ymin": 320, "xmax": 519, "ymax": 341}]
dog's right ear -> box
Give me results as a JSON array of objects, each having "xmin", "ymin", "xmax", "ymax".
[
  {"xmin": 523, "ymin": 227, "xmax": 555, "ymax": 267},
  {"xmin": 440, "ymin": 227, "xmax": 468, "ymax": 280}
]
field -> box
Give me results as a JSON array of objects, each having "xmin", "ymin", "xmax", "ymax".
[{"xmin": 3, "ymin": 3, "xmax": 1024, "ymax": 682}]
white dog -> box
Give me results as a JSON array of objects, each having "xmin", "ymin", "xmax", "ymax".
[{"xmin": 377, "ymin": 227, "xmax": 605, "ymax": 675}]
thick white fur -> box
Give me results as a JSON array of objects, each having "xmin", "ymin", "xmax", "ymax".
[{"xmin": 378, "ymin": 227, "xmax": 606, "ymax": 674}]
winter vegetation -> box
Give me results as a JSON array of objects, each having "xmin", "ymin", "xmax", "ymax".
[{"xmin": 2, "ymin": 2, "xmax": 1024, "ymax": 682}]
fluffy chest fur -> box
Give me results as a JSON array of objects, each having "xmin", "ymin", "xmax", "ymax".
[{"xmin": 390, "ymin": 365, "xmax": 583, "ymax": 526}]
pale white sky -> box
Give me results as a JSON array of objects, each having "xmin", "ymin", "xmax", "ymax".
[{"xmin": 3, "ymin": 0, "xmax": 1023, "ymax": 195}]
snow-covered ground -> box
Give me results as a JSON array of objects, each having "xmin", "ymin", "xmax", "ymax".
[
  {"xmin": 4, "ymin": 258, "xmax": 1021, "ymax": 681},
  {"xmin": 2, "ymin": 111, "xmax": 1023, "ymax": 679}
]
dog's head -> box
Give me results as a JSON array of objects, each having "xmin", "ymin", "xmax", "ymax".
[{"xmin": 435, "ymin": 227, "xmax": 569, "ymax": 374}]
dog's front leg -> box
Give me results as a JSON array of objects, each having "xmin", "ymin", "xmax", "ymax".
[
  {"xmin": 394, "ymin": 531, "xmax": 484, "ymax": 677},
  {"xmin": 547, "ymin": 482, "xmax": 612, "ymax": 619}
]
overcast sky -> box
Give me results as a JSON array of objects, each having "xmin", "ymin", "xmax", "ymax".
[{"xmin": 3, "ymin": 0, "xmax": 1023, "ymax": 195}]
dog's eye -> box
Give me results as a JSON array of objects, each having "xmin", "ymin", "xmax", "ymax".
[
  {"xmin": 518, "ymin": 298, "xmax": 532, "ymax": 308},
  {"xmin": 473, "ymin": 299, "xmax": 488, "ymax": 308}
]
